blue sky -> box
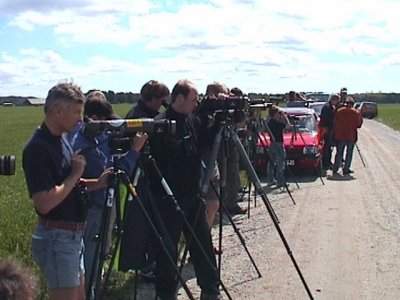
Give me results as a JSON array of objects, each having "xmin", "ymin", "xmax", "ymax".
[{"xmin": 1, "ymin": 0, "xmax": 400, "ymax": 97}]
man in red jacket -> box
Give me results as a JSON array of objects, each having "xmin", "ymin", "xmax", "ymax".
[{"xmin": 332, "ymin": 96, "xmax": 363, "ymax": 175}]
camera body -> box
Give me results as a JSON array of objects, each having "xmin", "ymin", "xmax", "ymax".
[
  {"xmin": 200, "ymin": 96, "xmax": 248, "ymax": 111},
  {"xmin": 0, "ymin": 155, "xmax": 15, "ymax": 176}
]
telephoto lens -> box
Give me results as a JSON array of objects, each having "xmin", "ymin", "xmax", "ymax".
[{"xmin": 0, "ymin": 155, "xmax": 16, "ymax": 175}]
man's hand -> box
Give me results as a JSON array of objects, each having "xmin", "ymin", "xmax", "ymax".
[
  {"xmin": 97, "ymin": 167, "xmax": 113, "ymax": 189},
  {"xmin": 131, "ymin": 132, "xmax": 148, "ymax": 152},
  {"xmin": 70, "ymin": 153, "xmax": 86, "ymax": 179}
]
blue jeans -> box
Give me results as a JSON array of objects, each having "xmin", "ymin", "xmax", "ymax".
[
  {"xmin": 267, "ymin": 142, "xmax": 286, "ymax": 186},
  {"xmin": 333, "ymin": 140, "xmax": 355, "ymax": 173},
  {"xmin": 31, "ymin": 224, "xmax": 85, "ymax": 289}
]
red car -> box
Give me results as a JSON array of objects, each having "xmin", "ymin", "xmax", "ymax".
[{"xmin": 253, "ymin": 107, "xmax": 324, "ymax": 173}]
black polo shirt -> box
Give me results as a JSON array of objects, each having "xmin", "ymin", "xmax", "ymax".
[
  {"xmin": 126, "ymin": 99, "xmax": 159, "ymax": 119},
  {"xmin": 320, "ymin": 102, "xmax": 336, "ymax": 130},
  {"xmin": 23, "ymin": 123, "xmax": 84, "ymax": 222},
  {"xmin": 268, "ymin": 118, "xmax": 286, "ymax": 143},
  {"xmin": 148, "ymin": 107, "xmax": 210, "ymax": 207}
]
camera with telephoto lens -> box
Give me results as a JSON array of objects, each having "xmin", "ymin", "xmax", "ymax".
[
  {"xmin": 200, "ymin": 96, "xmax": 272, "ymax": 112},
  {"xmin": 200, "ymin": 96, "xmax": 247, "ymax": 111},
  {"xmin": 83, "ymin": 117, "xmax": 176, "ymax": 154},
  {"xmin": 247, "ymin": 98, "xmax": 273, "ymax": 111},
  {"xmin": 0, "ymin": 155, "xmax": 16, "ymax": 176},
  {"xmin": 83, "ymin": 117, "xmax": 176, "ymax": 139}
]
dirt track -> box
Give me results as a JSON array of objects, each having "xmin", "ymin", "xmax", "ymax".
[{"xmin": 139, "ymin": 119, "xmax": 400, "ymax": 300}]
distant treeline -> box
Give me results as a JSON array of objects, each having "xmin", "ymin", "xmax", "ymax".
[
  {"xmin": 351, "ymin": 93, "xmax": 400, "ymax": 104},
  {"xmin": 2, "ymin": 91, "xmax": 400, "ymax": 106}
]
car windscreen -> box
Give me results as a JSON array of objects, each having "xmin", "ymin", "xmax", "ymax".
[
  {"xmin": 284, "ymin": 114, "xmax": 317, "ymax": 134},
  {"xmin": 309, "ymin": 104, "xmax": 324, "ymax": 116}
]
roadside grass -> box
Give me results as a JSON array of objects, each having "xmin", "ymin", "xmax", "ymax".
[{"xmin": 1, "ymin": 102, "xmax": 399, "ymax": 298}]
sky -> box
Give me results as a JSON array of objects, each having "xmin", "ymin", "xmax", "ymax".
[{"xmin": 1, "ymin": 0, "xmax": 400, "ymax": 98}]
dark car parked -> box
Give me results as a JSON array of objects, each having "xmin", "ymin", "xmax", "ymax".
[{"xmin": 358, "ymin": 102, "xmax": 378, "ymax": 118}]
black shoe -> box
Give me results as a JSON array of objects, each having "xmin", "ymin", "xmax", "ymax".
[
  {"xmin": 227, "ymin": 205, "xmax": 247, "ymax": 215},
  {"xmin": 139, "ymin": 268, "xmax": 156, "ymax": 282},
  {"xmin": 343, "ymin": 169, "xmax": 354, "ymax": 175},
  {"xmin": 277, "ymin": 183, "xmax": 289, "ymax": 189},
  {"xmin": 200, "ymin": 291, "xmax": 222, "ymax": 300}
]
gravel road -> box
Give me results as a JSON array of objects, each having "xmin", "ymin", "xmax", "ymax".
[{"xmin": 138, "ymin": 119, "xmax": 400, "ymax": 300}]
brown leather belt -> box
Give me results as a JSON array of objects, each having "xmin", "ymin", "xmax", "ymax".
[{"xmin": 38, "ymin": 218, "xmax": 86, "ymax": 231}]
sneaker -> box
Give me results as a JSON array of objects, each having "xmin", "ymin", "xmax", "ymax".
[{"xmin": 227, "ymin": 205, "xmax": 247, "ymax": 215}]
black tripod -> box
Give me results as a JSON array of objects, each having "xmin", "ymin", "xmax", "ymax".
[
  {"xmin": 355, "ymin": 142, "xmax": 366, "ymax": 167},
  {"xmin": 254, "ymin": 114, "xmax": 298, "ymax": 203},
  {"xmin": 86, "ymin": 150, "xmax": 123, "ymax": 300},
  {"xmin": 87, "ymin": 150, "xmax": 195, "ymax": 300},
  {"xmin": 146, "ymin": 153, "xmax": 233, "ymax": 300},
  {"xmin": 178, "ymin": 147, "xmax": 262, "ymax": 284},
  {"xmin": 201, "ymin": 120, "xmax": 314, "ymax": 299}
]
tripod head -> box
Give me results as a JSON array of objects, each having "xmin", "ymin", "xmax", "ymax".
[{"xmin": 287, "ymin": 114, "xmax": 309, "ymax": 147}]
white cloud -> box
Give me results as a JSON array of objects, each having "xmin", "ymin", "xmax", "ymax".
[{"xmin": 2, "ymin": 0, "xmax": 400, "ymax": 95}]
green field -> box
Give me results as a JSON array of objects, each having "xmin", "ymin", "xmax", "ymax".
[
  {"xmin": 375, "ymin": 103, "xmax": 400, "ymax": 131},
  {"xmin": 1, "ymin": 103, "xmax": 399, "ymax": 298}
]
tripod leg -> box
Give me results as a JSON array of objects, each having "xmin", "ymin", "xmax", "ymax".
[
  {"xmin": 122, "ymin": 174, "xmax": 196, "ymax": 300},
  {"xmin": 148, "ymin": 154, "xmax": 233, "ymax": 300},
  {"xmin": 356, "ymin": 143, "xmax": 366, "ymax": 167},
  {"xmin": 209, "ymin": 177, "xmax": 262, "ymax": 278},
  {"xmin": 222, "ymin": 200, "xmax": 262, "ymax": 278},
  {"xmin": 217, "ymin": 140, "xmax": 228, "ymax": 275},
  {"xmin": 91, "ymin": 185, "xmax": 116, "ymax": 300},
  {"xmin": 314, "ymin": 161, "xmax": 325, "ymax": 186},
  {"xmin": 134, "ymin": 270, "xmax": 138, "ymax": 300},
  {"xmin": 247, "ymin": 178, "xmax": 252, "ymax": 217},
  {"xmin": 229, "ymin": 127, "xmax": 314, "ymax": 300}
]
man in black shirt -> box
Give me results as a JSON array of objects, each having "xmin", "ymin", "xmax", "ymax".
[
  {"xmin": 266, "ymin": 105, "xmax": 290, "ymax": 188},
  {"xmin": 126, "ymin": 80, "xmax": 170, "ymax": 119},
  {"xmin": 119, "ymin": 80, "xmax": 170, "ymax": 278},
  {"xmin": 22, "ymin": 82, "xmax": 110, "ymax": 300},
  {"xmin": 319, "ymin": 93, "xmax": 340, "ymax": 170},
  {"xmin": 148, "ymin": 79, "xmax": 221, "ymax": 300}
]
